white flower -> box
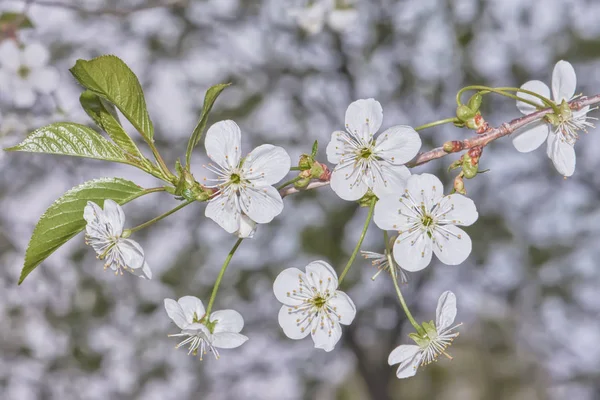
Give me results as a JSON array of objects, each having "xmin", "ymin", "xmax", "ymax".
[
  {"xmin": 83, "ymin": 200, "xmax": 151, "ymax": 279},
  {"xmin": 361, "ymin": 249, "xmax": 409, "ymax": 282},
  {"xmin": 273, "ymin": 260, "xmax": 356, "ymax": 352},
  {"xmin": 388, "ymin": 291, "xmax": 461, "ymax": 379},
  {"xmin": 512, "ymin": 60, "xmax": 595, "ymax": 177},
  {"xmin": 164, "ymin": 296, "xmax": 248, "ymax": 360},
  {"xmin": 0, "ymin": 41, "xmax": 60, "ymax": 108},
  {"xmin": 326, "ymin": 99, "xmax": 422, "ymax": 201},
  {"xmin": 203, "ymin": 120, "xmax": 291, "ymax": 236},
  {"xmin": 373, "ymin": 173, "xmax": 478, "ymax": 271},
  {"xmin": 289, "ymin": 0, "xmax": 358, "ymax": 35}
]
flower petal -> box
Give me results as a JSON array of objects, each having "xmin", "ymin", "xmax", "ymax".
[
  {"xmin": 29, "ymin": 67, "xmax": 60, "ymax": 94},
  {"xmin": 210, "ymin": 310, "xmax": 244, "ymax": 334},
  {"xmin": 432, "ymin": 225, "xmax": 472, "ymax": 266},
  {"xmin": 345, "ymin": 98, "xmax": 383, "ymax": 143},
  {"xmin": 177, "ymin": 296, "xmax": 206, "ymax": 324},
  {"xmin": 371, "ymin": 163, "xmax": 411, "ymax": 199},
  {"xmin": 326, "ymin": 130, "xmax": 350, "ymax": 164},
  {"xmin": 407, "ymin": 173, "xmax": 444, "ymax": 211},
  {"xmin": 305, "ymin": 260, "xmax": 339, "ymax": 292},
  {"xmin": 13, "ymin": 84, "xmax": 36, "ymax": 108},
  {"xmin": 547, "ymin": 131, "xmax": 576, "ymax": 177},
  {"xmin": 204, "ymin": 120, "xmax": 242, "ymax": 170},
  {"xmin": 374, "ymin": 125, "xmax": 422, "ymax": 165},
  {"xmin": 236, "ymin": 214, "xmax": 257, "ymax": 238},
  {"xmin": 435, "ymin": 194, "xmax": 479, "ymax": 227},
  {"xmin": 516, "ymin": 80, "xmax": 550, "ymax": 115},
  {"xmin": 311, "ymin": 318, "xmax": 342, "ymax": 352},
  {"xmin": 328, "ymin": 291, "xmax": 356, "ymax": 326},
  {"xmin": 103, "ymin": 199, "xmax": 125, "ymax": 236},
  {"xmin": 164, "ymin": 298, "xmax": 188, "ymax": 329},
  {"xmin": 435, "ymin": 291, "xmax": 457, "ymax": 332},
  {"xmin": 117, "ymin": 239, "xmax": 146, "ymax": 271},
  {"xmin": 0, "ymin": 40, "xmax": 21, "ymax": 71},
  {"xmin": 373, "ymin": 195, "xmax": 415, "ymax": 231},
  {"xmin": 278, "ymin": 305, "xmax": 311, "ymax": 339},
  {"xmin": 240, "ymin": 185, "xmax": 283, "ymax": 224},
  {"xmin": 329, "ymin": 166, "xmax": 369, "ymax": 201},
  {"xmin": 212, "ymin": 332, "xmax": 248, "ymax": 349},
  {"xmin": 327, "ymin": 9, "xmax": 358, "ymax": 33},
  {"xmin": 392, "ymin": 231, "xmax": 432, "ymax": 272},
  {"xmin": 205, "ymin": 194, "xmax": 240, "ymax": 234},
  {"xmin": 511, "ymin": 120, "xmax": 549, "ymax": 153},
  {"xmin": 388, "ymin": 345, "xmax": 422, "ymax": 379},
  {"xmin": 22, "ymin": 43, "xmax": 50, "ymax": 69},
  {"xmin": 273, "ymin": 267, "xmax": 306, "ymax": 306},
  {"xmin": 552, "ymin": 60, "xmax": 576, "ymax": 102},
  {"xmin": 242, "ymin": 144, "xmax": 291, "ymax": 186}
]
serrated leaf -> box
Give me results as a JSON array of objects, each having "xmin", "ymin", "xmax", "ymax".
[
  {"xmin": 0, "ymin": 12, "xmax": 34, "ymax": 29},
  {"xmin": 185, "ymin": 83, "xmax": 230, "ymax": 165},
  {"xmin": 5, "ymin": 122, "xmax": 133, "ymax": 164},
  {"xmin": 70, "ymin": 55, "xmax": 154, "ymax": 142},
  {"xmin": 19, "ymin": 178, "xmax": 146, "ymax": 284},
  {"xmin": 79, "ymin": 90, "xmax": 146, "ymax": 161}
]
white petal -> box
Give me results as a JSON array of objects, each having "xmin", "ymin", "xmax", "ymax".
[
  {"xmin": 373, "ymin": 195, "xmax": 415, "ymax": 231},
  {"xmin": 29, "ymin": 67, "xmax": 60, "ymax": 94},
  {"xmin": 240, "ymin": 185, "xmax": 283, "ymax": 224},
  {"xmin": 273, "ymin": 267, "xmax": 306, "ymax": 306},
  {"xmin": 512, "ymin": 121, "xmax": 550, "ymax": 153},
  {"xmin": 435, "ymin": 291, "xmax": 457, "ymax": 332},
  {"xmin": 278, "ymin": 305, "xmax": 310, "ymax": 339},
  {"xmin": 204, "ymin": 120, "xmax": 242, "ymax": 170},
  {"xmin": 388, "ymin": 345, "xmax": 422, "ymax": 379},
  {"xmin": 83, "ymin": 201, "xmax": 104, "ymax": 225},
  {"xmin": 517, "ymin": 80, "xmax": 551, "ymax": 115},
  {"xmin": 164, "ymin": 298, "xmax": 188, "ymax": 329},
  {"xmin": 345, "ymin": 98, "xmax": 383, "ymax": 143},
  {"xmin": 103, "ymin": 199, "xmax": 125, "ymax": 236},
  {"xmin": 210, "ymin": 310, "xmax": 244, "ymax": 334},
  {"xmin": 205, "ymin": 194, "xmax": 240, "ymax": 234},
  {"xmin": 212, "ymin": 332, "xmax": 248, "ymax": 349},
  {"xmin": 291, "ymin": 3, "xmax": 327, "ymax": 35},
  {"xmin": 242, "ymin": 144, "xmax": 291, "ymax": 186},
  {"xmin": 117, "ymin": 239, "xmax": 145, "ymax": 271},
  {"xmin": 22, "ymin": 43, "xmax": 50, "ymax": 69},
  {"xmin": 326, "ymin": 130, "xmax": 350, "ymax": 164},
  {"xmin": 328, "ymin": 291, "xmax": 356, "ymax": 325},
  {"xmin": 177, "ymin": 296, "xmax": 206, "ymax": 324},
  {"xmin": 311, "ymin": 318, "xmax": 342, "ymax": 352},
  {"xmin": 305, "ymin": 260, "xmax": 339, "ymax": 292},
  {"xmin": 392, "ymin": 231, "xmax": 432, "ymax": 272},
  {"xmin": 432, "ymin": 225, "xmax": 472, "ymax": 266},
  {"xmin": 374, "ymin": 125, "xmax": 421, "ymax": 165},
  {"xmin": 0, "ymin": 40, "xmax": 21, "ymax": 71},
  {"xmin": 13, "ymin": 84, "xmax": 36, "ymax": 108},
  {"xmin": 236, "ymin": 214, "xmax": 257, "ymax": 238},
  {"xmin": 329, "ymin": 166, "xmax": 369, "ymax": 201},
  {"xmin": 139, "ymin": 261, "xmax": 152, "ymax": 279},
  {"xmin": 552, "ymin": 60, "xmax": 576, "ymax": 102},
  {"xmin": 435, "ymin": 194, "xmax": 479, "ymax": 227},
  {"xmin": 182, "ymin": 323, "xmax": 210, "ymax": 336},
  {"xmin": 407, "ymin": 173, "xmax": 444, "ymax": 211},
  {"xmin": 327, "ymin": 9, "xmax": 358, "ymax": 32},
  {"xmin": 371, "ymin": 163, "xmax": 411, "ymax": 199},
  {"xmin": 547, "ymin": 131, "xmax": 576, "ymax": 177}
]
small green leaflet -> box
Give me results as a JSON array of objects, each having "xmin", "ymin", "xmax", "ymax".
[
  {"xmin": 0, "ymin": 12, "xmax": 34, "ymax": 29},
  {"xmin": 70, "ymin": 55, "xmax": 155, "ymax": 142},
  {"xmin": 79, "ymin": 90, "xmax": 147, "ymax": 162},
  {"xmin": 185, "ymin": 83, "xmax": 230, "ymax": 166},
  {"xmin": 5, "ymin": 122, "xmax": 132, "ymax": 164},
  {"xmin": 18, "ymin": 178, "xmax": 146, "ymax": 284}
]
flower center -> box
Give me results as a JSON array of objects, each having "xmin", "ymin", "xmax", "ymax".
[
  {"xmin": 312, "ymin": 295, "xmax": 327, "ymax": 309},
  {"xmin": 229, "ymin": 173, "xmax": 241, "ymax": 184},
  {"xmin": 421, "ymin": 214, "xmax": 434, "ymax": 227},
  {"xmin": 18, "ymin": 65, "xmax": 30, "ymax": 79},
  {"xmin": 358, "ymin": 147, "xmax": 373, "ymax": 159}
]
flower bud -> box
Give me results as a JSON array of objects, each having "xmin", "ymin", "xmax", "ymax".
[
  {"xmin": 294, "ymin": 177, "xmax": 311, "ymax": 189},
  {"xmin": 298, "ymin": 154, "xmax": 314, "ymax": 170},
  {"xmin": 461, "ymin": 155, "xmax": 478, "ymax": 179},
  {"xmin": 443, "ymin": 140, "xmax": 464, "ymax": 153},
  {"xmin": 314, "ymin": 161, "xmax": 331, "ymax": 181},
  {"xmin": 468, "ymin": 146, "xmax": 483, "ymax": 164},
  {"xmin": 466, "ymin": 113, "xmax": 488, "ymax": 133},
  {"xmin": 456, "ymin": 105, "xmax": 475, "ymax": 122},
  {"xmin": 467, "ymin": 93, "xmax": 483, "ymax": 112},
  {"xmin": 453, "ymin": 173, "xmax": 466, "ymax": 194}
]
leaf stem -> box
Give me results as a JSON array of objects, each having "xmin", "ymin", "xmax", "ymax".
[
  {"xmin": 277, "ymin": 176, "xmax": 303, "ymax": 190},
  {"xmin": 456, "ymin": 85, "xmax": 558, "ymax": 113},
  {"xmin": 206, "ymin": 238, "xmax": 244, "ymax": 315},
  {"xmin": 338, "ymin": 198, "xmax": 376, "ymax": 284},
  {"xmin": 127, "ymin": 199, "xmax": 193, "ymax": 234},
  {"xmin": 147, "ymin": 141, "xmax": 175, "ymax": 182},
  {"xmin": 414, "ymin": 117, "xmax": 459, "ymax": 132}
]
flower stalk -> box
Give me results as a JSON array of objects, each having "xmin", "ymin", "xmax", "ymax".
[
  {"xmin": 338, "ymin": 197, "xmax": 376, "ymax": 283},
  {"xmin": 206, "ymin": 238, "xmax": 244, "ymax": 316}
]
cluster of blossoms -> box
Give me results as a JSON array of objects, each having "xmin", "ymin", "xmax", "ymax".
[
  {"xmin": 72, "ymin": 60, "xmax": 595, "ymax": 377},
  {"xmin": 288, "ymin": 0, "xmax": 358, "ymax": 35}
]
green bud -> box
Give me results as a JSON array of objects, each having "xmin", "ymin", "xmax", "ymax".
[
  {"xmin": 456, "ymin": 105, "xmax": 475, "ymax": 122},
  {"xmin": 467, "ymin": 93, "xmax": 483, "ymax": 112},
  {"xmin": 298, "ymin": 154, "xmax": 313, "ymax": 170},
  {"xmin": 462, "ymin": 159, "xmax": 479, "ymax": 179},
  {"xmin": 309, "ymin": 162, "xmax": 324, "ymax": 179},
  {"xmin": 358, "ymin": 190, "xmax": 378, "ymax": 207},
  {"xmin": 293, "ymin": 177, "xmax": 311, "ymax": 189}
]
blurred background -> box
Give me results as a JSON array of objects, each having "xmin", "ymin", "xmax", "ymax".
[{"xmin": 2, "ymin": 0, "xmax": 600, "ymax": 399}]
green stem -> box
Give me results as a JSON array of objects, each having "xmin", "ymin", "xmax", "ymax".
[
  {"xmin": 414, "ymin": 117, "xmax": 459, "ymax": 132},
  {"xmin": 290, "ymin": 166, "xmax": 302, "ymax": 171},
  {"xmin": 127, "ymin": 186, "xmax": 167, "ymax": 201},
  {"xmin": 127, "ymin": 199, "xmax": 194, "ymax": 234},
  {"xmin": 206, "ymin": 238, "xmax": 244, "ymax": 315},
  {"xmin": 147, "ymin": 141, "xmax": 175, "ymax": 182},
  {"xmin": 457, "ymin": 85, "xmax": 558, "ymax": 113},
  {"xmin": 277, "ymin": 176, "xmax": 303, "ymax": 190},
  {"xmin": 338, "ymin": 198, "xmax": 376, "ymax": 284},
  {"xmin": 384, "ymin": 231, "xmax": 424, "ymax": 335}
]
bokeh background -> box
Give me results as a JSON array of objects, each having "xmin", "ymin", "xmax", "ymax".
[{"xmin": 2, "ymin": 0, "xmax": 600, "ymax": 399}]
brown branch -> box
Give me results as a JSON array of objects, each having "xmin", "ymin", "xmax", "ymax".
[
  {"xmin": 281, "ymin": 93, "xmax": 600, "ymax": 197},
  {"xmin": 24, "ymin": 0, "xmax": 187, "ymax": 16}
]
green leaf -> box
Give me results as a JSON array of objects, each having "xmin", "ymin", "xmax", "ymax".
[
  {"xmin": 79, "ymin": 90, "xmax": 147, "ymax": 161},
  {"xmin": 5, "ymin": 122, "xmax": 134, "ymax": 164},
  {"xmin": 0, "ymin": 12, "xmax": 34, "ymax": 29},
  {"xmin": 185, "ymin": 83, "xmax": 230, "ymax": 166},
  {"xmin": 19, "ymin": 178, "xmax": 146, "ymax": 284},
  {"xmin": 70, "ymin": 55, "xmax": 154, "ymax": 142}
]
